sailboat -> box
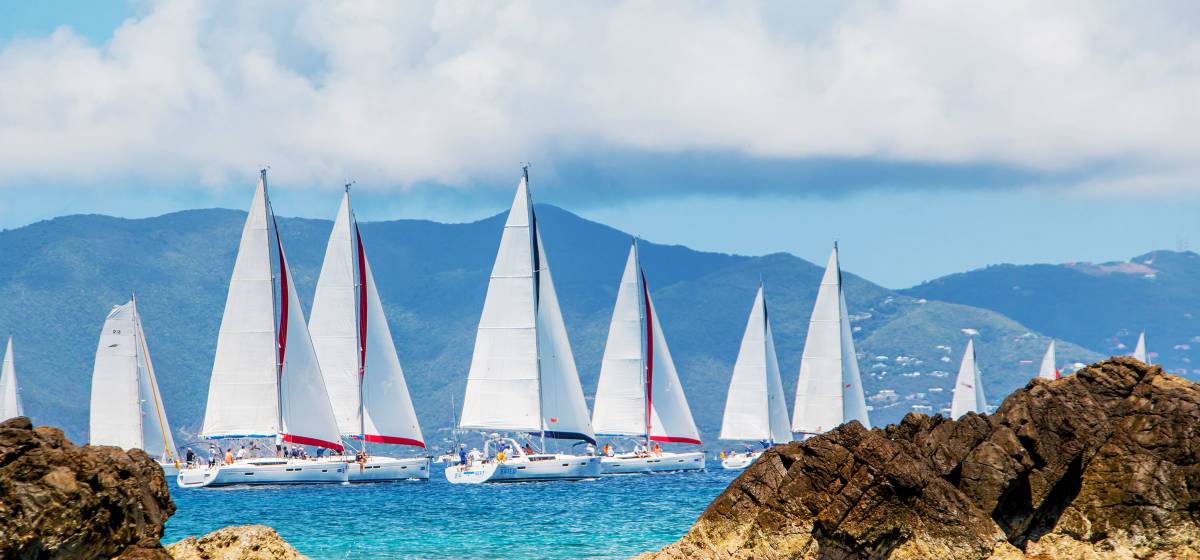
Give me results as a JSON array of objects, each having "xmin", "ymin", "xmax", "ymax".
[
  {"xmin": 592, "ymin": 240, "xmax": 705, "ymax": 475},
  {"xmin": 445, "ymin": 168, "xmax": 601, "ymax": 484},
  {"xmin": 0, "ymin": 337, "xmax": 23, "ymax": 421},
  {"xmin": 308, "ymin": 187, "xmax": 429, "ymax": 482},
  {"xmin": 1132, "ymin": 331, "xmax": 1148, "ymax": 363},
  {"xmin": 177, "ymin": 170, "xmax": 348, "ymax": 488},
  {"xmin": 719, "ymin": 283, "xmax": 791, "ymax": 470},
  {"xmin": 89, "ymin": 298, "xmax": 181, "ymax": 476},
  {"xmin": 950, "ymin": 338, "xmax": 986, "ymax": 419},
  {"xmin": 792, "ymin": 244, "xmax": 870, "ymax": 437},
  {"xmin": 1038, "ymin": 340, "xmax": 1059, "ymax": 380}
]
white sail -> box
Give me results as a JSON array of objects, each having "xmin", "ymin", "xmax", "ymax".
[
  {"xmin": 91, "ymin": 300, "xmax": 178, "ymax": 460},
  {"xmin": 792, "ymin": 245, "xmax": 871, "ymax": 434},
  {"xmin": 950, "ymin": 338, "xmax": 986, "ymax": 418},
  {"xmin": 592, "ymin": 245, "xmax": 648, "ymax": 437},
  {"xmin": 309, "ymin": 192, "xmax": 362, "ymax": 436},
  {"xmin": 721, "ymin": 285, "xmax": 792, "ymax": 443},
  {"xmin": 646, "ymin": 289, "xmax": 702, "ymax": 444},
  {"xmin": 460, "ymin": 171, "xmax": 594, "ymax": 443},
  {"xmin": 201, "ymin": 171, "xmax": 342, "ymax": 451},
  {"xmin": 1, "ymin": 337, "xmax": 23, "ymax": 420},
  {"xmin": 1038, "ymin": 340, "xmax": 1058, "ymax": 380},
  {"xmin": 1132, "ymin": 331, "xmax": 1147, "ymax": 363},
  {"xmin": 201, "ymin": 175, "xmax": 280, "ymax": 438},
  {"xmin": 304, "ymin": 190, "xmax": 427, "ymax": 448}
]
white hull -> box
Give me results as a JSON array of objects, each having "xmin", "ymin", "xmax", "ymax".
[
  {"xmin": 445, "ymin": 454, "xmax": 601, "ymax": 484},
  {"xmin": 339, "ymin": 456, "xmax": 430, "ymax": 482},
  {"xmin": 600, "ymin": 451, "xmax": 706, "ymax": 474},
  {"xmin": 176, "ymin": 458, "xmax": 348, "ymax": 488},
  {"xmin": 720, "ymin": 451, "xmax": 762, "ymax": 470},
  {"xmin": 159, "ymin": 462, "xmax": 180, "ymax": 478}
]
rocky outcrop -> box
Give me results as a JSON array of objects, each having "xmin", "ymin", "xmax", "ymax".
[
  {"xmin": 0, "ymin": 416, "xmax": 175, "ymax": 559},
  {"xmin": 167, "ymin": 525, "xmax": 307, "ymax": 560},
  {"xmin": 642, "ymin": 358, "xmax": 1200, "ymax": 559}
]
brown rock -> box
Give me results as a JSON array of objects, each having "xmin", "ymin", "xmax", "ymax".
[
  {"xmin": 167, "ymin": 525, "xmax": 307, "ymax": 560},
  {"xmin": 0, "ymin": 416, "xmax": 175, "ymax": 559},
  {"xmin": 640, "ymin": 358, "xmax": 1200, "ymax": 559}
]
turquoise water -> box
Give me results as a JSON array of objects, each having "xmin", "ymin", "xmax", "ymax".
[{"xmin": 164, "ymin": 462, "xmax": 737, "ymax": 559}]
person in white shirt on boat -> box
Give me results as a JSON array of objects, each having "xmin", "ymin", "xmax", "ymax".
[
  {"xmin": 467, "ymin": 447, "xmax": 484, "ymax": 465},
  {"xmin": 236, "ymin": 446, "xmax": 247, "ymax": 461}
]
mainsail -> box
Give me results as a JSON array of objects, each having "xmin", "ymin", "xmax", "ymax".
[
  {"xmin": 89, "ymin": 299, "xmax": 178, "ymax": 462},
  {"xmin": 458, "ymin": 169, "xmax": 594, "ymax": 444},
  {"xmin": 792, "ymin": 245, "xmax": 870, "ymax": 434},
  {"xmin": 0, "ymin": 337, "xmax": 22, "ymax": 420},
  {"xmin": 1038, "ymin": 340, "xmax": 1059, "ymax": 380},
  {"xmin": 950, "ymin": 338, "xmax": 986, "ymax": 418},
  {"xmin": 720, "ymin": 284, "xmax": 792, "ymax": 443},
  {"xmin": 1132, "ymin": 331, "xmax": 1148, "ymax": 363},
  {"xmin": 200, "ymin": 170, "xmax": 343, "ymax": 451},
  {"xmin": 592, "ymin": 241, "xmax": 702, "ymax": 445},
  {"xmin": 310, "ymin": 190, "xmax": 424, "ymax": 448}
]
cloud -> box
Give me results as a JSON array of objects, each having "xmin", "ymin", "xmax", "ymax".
[{"xmin": 0, "ymin": 0, "xmax": 1197, "ymax": 198}]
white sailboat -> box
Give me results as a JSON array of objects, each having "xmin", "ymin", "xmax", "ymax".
[
  {"xmin": 1132, "ymin": 331, "xmax": 1148, "ymax": 363},
  {"xmin": 445, "ymin": 168, "xmax": 601, "ymax": 484},
  {"xmin": 178, "ymin": 170, "xmax": 348, "ymax": 488},
  {"xmin": 719, "ymin": 283, "xmax": 791, "ymax": 470},
  {"xmin": 0, "ymin": 337, "xmax": 23, "ymax": 421},
  {"xmin": 592, "ymin": 240, "xmax": 705, "ymax": 475},
  {"xmin": 89, "ymin": 298, "xmax": 181, "ymax": 476},
  {"xmin": 309, "ymin": 187, "xmax": 429, "ymax": 482},
  {"xmin": 950, "ymin": 338, "xmax": 986, "ymax": 419},
  {"xmin": 1038, "ymin": 340, "xmax": 1059, "ymax": 380},
  {"xmin": 792, "ymin": 244, "xmax": 871, "ymax": 437}
]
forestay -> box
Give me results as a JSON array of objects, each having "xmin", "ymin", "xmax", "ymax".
[
  {"xmin": 951, "ymin": 338, "xmax": 986, "ymax": 418},
  {"xmin": 792, "ymin": 245, "xmax": 871, "ymax": 434},
  {"xmin": 720, "ymin": 285, "xmax": 792, "ymax": 443},
  {"xmin": 0, "ymin": 337, "xmax": 22, "ymax": 420}
]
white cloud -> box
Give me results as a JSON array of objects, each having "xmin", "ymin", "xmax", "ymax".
[{"xmin": 0, "ymin": 0, "xmax": 1197, "ymax": 195}]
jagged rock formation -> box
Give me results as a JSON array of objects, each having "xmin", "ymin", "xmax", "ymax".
[
  {"xmin": 167, "ymin": 525, "xmax": 307, "ymax": 560},
  {"xmin": 0, "ymin": 416, "xmax": 175, "ymax": 559},
  {"xmin": 642, "ymin": 358, "xmax": 1200, "ymax": 559}
]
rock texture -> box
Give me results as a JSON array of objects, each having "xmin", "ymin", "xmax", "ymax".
[
  {"xmin": 0, "ymin": 415, "xmax": 175, "ymax": 559},
  {"xmin": 167, "ymin": 525, "xmax": 307, "ymax": 560},
  {"xmin": 642, "ymin": 358, "xmax": 1200, "ymax": 559}
]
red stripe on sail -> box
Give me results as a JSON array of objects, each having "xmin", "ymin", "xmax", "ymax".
[
  {"xmin": 361, "ymin": 434, "xmax": 426, "ymax": 448},
  {"xmin": 282, "ymin": 433, "xmax": 344, "ymax": 452},
  {"xmin": 355, "ymin": 223, "xmax": 368, "ymax": 380},
  {"xmin": 642, "ymin": 270, "xmax": 654, "ymax": 439},
  {"xmin": 650, "ymin": 435, "xmax": 702, "ymax": 445},
  {"xmin": 273, "ymin": 216, "xmax": 289, "ymax": 371}
]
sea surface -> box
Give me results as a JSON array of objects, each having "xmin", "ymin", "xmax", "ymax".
[{"xmin": 165, "ymin": 461, "xmax": 738, "ymax": 559}]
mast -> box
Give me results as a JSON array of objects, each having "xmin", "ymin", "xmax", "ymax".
[
  {"xmin": 263, "ymin": 168, "xmax": 284, "ymax": 436},
  {"xmin": 634, "ymin": 240, "xmax": 650, "ymax": 446}
]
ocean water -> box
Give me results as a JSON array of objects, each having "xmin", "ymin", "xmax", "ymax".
[{"xmin": 164, "ymin": 461, "xmax": 738, "ymax": 559}]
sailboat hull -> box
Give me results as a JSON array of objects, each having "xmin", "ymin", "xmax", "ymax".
[
  {"xmin": 176, "ymin": 459, "xmax": 348, "ymax": 488},
  {"xmin": 600, "ymin": 451, "xmax": 706, "ymax": 474},
  {"xmin": 339, "ymin": 455, "xmax": 430, "ymax": 482},
  {"xmin": 720, "ymin": 451, "xmax": 762, "ymax": 470},
  {"xmin": 158, "ymin": 462, "xmax": 180, "ymax": 478},
  {"xmin": 445, "ymin": 454, "xmax": 601, "ymax": 484}
]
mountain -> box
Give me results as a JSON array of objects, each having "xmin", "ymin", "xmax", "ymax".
[
  {"xmin": 903, "ymin": 250, "xmax": 1200, "ymax": 379},
  {"xmin": 0, "ymin": 203, "xmax": 1099, "ymax": 448}
]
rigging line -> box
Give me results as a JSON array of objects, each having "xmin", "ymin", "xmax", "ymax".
[{"xmin": 135, "ymin": 299, "xmax": 176, "ymax": 465}]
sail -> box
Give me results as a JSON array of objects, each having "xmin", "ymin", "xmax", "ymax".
[
  {"xmin": 592, "ymin": 244, "xmax": 648, "ymax": 437},
  {"xmin": 201, "ymin": 176, "xmax": 280, "ymax": 438},
  {"xmin": 459, "ymin": 176, "xmax": 541, "ymax": 432},
  {"xmin": 532, "ymin": 232, "xmax": 594, "ymax": 443},
  {"xmin": 793, "ymin": 246, "xmax": 871, "ymax": 434},
  {"xmin": 1, "ymin": 337, "xmax": 23, "ymax": 420},
  {"xmin": 1132, "ymin": 332, "xmax": 1147, "ymax": 363},
  {"xmin": 951, "ymin": 339, "xmax": 986, "ymax": 418},
  {"xmin": 133, "ymin": 302, "xmax": 178, "ymax": 462},
  {"xmin": 645, "ymin": 279, "xmax": 702, "ymax": 444},
  {"xmin": 721, "ymin": 285, "xmax": 792, "ymax": 443},
  {"xmin": 309, "ymin": 192, "xmax": 365, "ymax": 436},
  {"xmin": 1038, "ymin": 341, "xmax": 1059, "ymax": 380},
  {"xmin": 90, "ymin": 303, "xmax": 144, "ymax": 450}
]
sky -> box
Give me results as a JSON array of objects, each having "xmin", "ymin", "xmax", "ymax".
[{"xmin": 1, "ymin": 1, "xmax": 1199, "ymax": 287}]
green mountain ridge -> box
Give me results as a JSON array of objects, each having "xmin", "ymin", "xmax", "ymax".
[{"xmin": 0, "ymin": 204, "xmax": 1101, "ymax": 448}]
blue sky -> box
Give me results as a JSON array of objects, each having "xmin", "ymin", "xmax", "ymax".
[{"xmin": 2, "ymin": 1, "xmax": 1199, "ymax": 288}]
